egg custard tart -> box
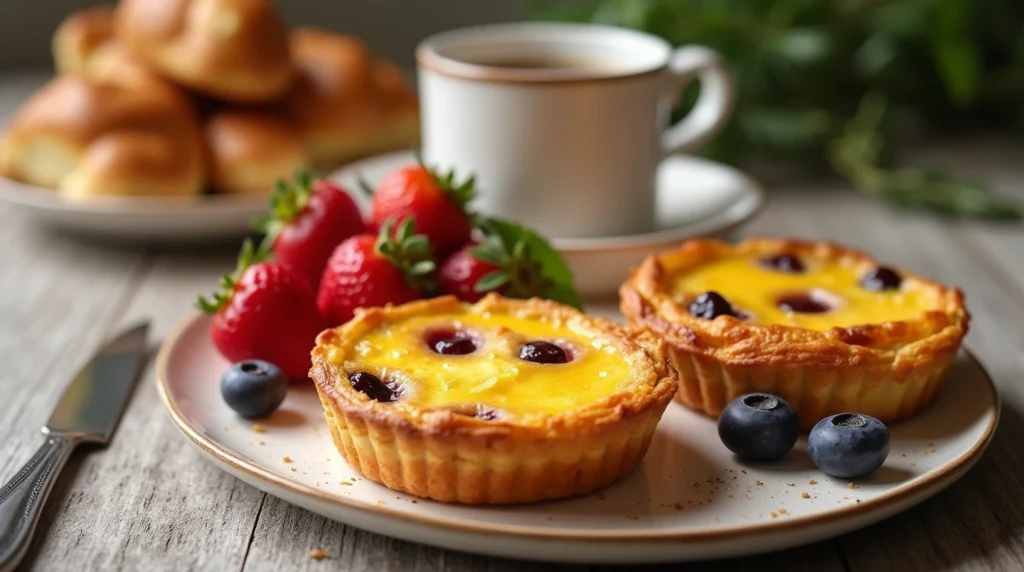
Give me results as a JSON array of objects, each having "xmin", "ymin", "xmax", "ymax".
[
  {"xmin": 620, "ymin": 238, "xmax": 968, "ymax": 430},
  {"xmin": 310, "ymin": 294, "xmax": 678, "ymax": 504}
]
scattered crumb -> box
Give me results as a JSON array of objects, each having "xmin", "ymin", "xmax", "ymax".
[
  {"xmin": 741, "ymin": 470, "xmax": 747, "ymax": 474},
  {"xmin": 627, "ymin": 516, "xmax": 639, "ymax": 521},
  {"xmin": 801, "ymin": 492, "xmax": 811, "ymax": 499},
  {"xmin": 809, "ymin": 479, "xmax": 818, "ymax": 485},
  {"xmin": 376, "ymin": 500, "xmax": 385, "ymax": 506},
  {"xmin": 339, "ymin": 482, "xmax": 352, "ymax": 486},
  {"xmin": 848, "ymin": 482, "xmax": 856, "ymax": 490},
  {"xmin": 770, "ymin": 512, "xmax": 778, "ymax": 518},
  {"xmin": 755, "ymin": 480, "xmax": 763, "ymax": 486},
  {"xmin": 673, "ymin": 502, "xmax": 684, "ymax": 510},
  {"xmin": 253, "ymin": 424, "xmax": 266, "ymax": 434},
  {"xmin": 856, "ymin": 499, "xmax": 861, "ymax": 503},
  {"xmin": 290, "ymin": 467, "xmax": 297, "ymax": 473},
  {"xmin": 779, "ymin": 509, "xmax": 788, "ymax": 515},
  {"xmin": 924, "ymin": 447, "xmax": 937, "ymax": 455},
  {"xmin": 786, "ymin": 482, "xmax": 795, "ymax": 487},
  {"xmin": 257, "ymin": 440, "xmax": 265, "ymax": 446},
  {"xmin": 728, "ymin": 494, "xmax": 734, "ymax": 499},
  {"xmin": 282, "ymin": 456, "xmax": 293, "ymax": 463},
  {"xmin": 222, "ymin": 425, "xmax": 231, "ymax": 431},
  {"xmin": 713, "ymin": 517, "xmax": 720, "ymax": 523},
  {"xmin": 308, "ymin": 548, "xmax": 329, "ymax": 561},
  {"xmin": 411, "ymin": 500, "xmax": 418, "ymax": 504}
]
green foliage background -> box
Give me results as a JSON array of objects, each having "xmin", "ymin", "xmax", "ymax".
[{"xmin": 531, "ymin": 0, "xmax": 1024, "ymax": 219}]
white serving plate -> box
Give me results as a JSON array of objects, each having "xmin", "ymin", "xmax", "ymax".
[
  {"xmin": 333, "ymin": 151, "xmax": 764, "ymax": 297},
  {"xmin": 157, "ymin": 305, "xmax": 998, "ymax": 564},
  {"xmin": 0, "ymin": 176, "xmax": 267, "ymax": 242}
]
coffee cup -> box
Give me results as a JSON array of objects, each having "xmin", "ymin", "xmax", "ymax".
[{"xmin": 416, "ymin": 22, "xmax": 735, "ymax": 239}]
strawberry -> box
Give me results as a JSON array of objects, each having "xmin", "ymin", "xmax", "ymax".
[
  {"xmin": 444, "ymin": 217, "xmax": 583, "ymax": 309},
  {"xmin": 365, "ymin": 163, "xmax": 475, "ymax": 259},
  {"xmin": 257, "ymin": 171, "xmax": 366, "ymax": 291},
  {"xmin": 197, "ymin": 240, "xmax": 327, "ymax": 381},
  {"xmin": 438, "ymin": 243, "xmax": 504, "ymax": 303},
  {"xmin": 317, "ymin": 218, "xmax": 437, "ymax": 325}
]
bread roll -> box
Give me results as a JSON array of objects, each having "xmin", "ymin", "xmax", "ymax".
[
  {"xmin": 0, "ymin": 74, "xmax": 205, "ymax": 198},
  {"xmin": 286, "ymin": 28, "xmax": 419, "ymax": 168},
  {"xmin": 206, "ymin": 110, "xmax": 309, "ymax": 195},
  {"xmin": 115, "ymin": 0, "xmax": 292, "ymax": 103},
  {"xmin": 52, "ymin": 6, "xmax": 116, "ymax": 74}
]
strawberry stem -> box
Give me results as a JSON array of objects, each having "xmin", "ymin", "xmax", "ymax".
[
  {"xmin": 195, "ymin": 239, "xmax": 271, "ymax": 315},
  {"xmin": 374, "ymin": 217, "xmax": 438, "ymax": 295}
]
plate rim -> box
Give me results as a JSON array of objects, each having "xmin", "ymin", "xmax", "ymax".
[
  {"xmin": 0, "ymin": 175, "xmax": 268, "ymax": 215},
  {"xmin": 330, "ymin": 151, "xmax": 767, "ymax": 252},
  {"xmin": 156, "ymin": 309, "xmax": 999, "ymax": 544}
]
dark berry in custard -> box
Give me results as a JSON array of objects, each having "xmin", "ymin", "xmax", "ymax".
[
  {"xmin": 808, "ymin": 413, "xmax": 890, "ymax": 478},
  {"xmin": 777, "ymin": 293, "xmax": 832, "ymax": 314},
  {"xmin": 519, "ymin": 341, "xmax": 569, "ymax": 364},
  {"xmin": 759, "ymin": 254, "xmax": 805, "ymax": 273},
  {"xmin": 349, "ymin": 371, "xmax": 399, "ymax": 402},
  {"xmin": 860, "ymin": 266, "xmax": 902, "ymax": 291},
  {"xmin": 688, "ymin": 291, "xmax": 736, "ymax": 319},
  {"xmin": 426, "ymin": 329, "xmax": 478, "ymax": 356},
  {"xmin": 717, "ymin": 393, "xmax": 799, "ymax": 461}
]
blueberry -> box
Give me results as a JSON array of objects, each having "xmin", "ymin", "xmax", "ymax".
[
  {"xmin": 808, "ymin": 413, "xmax": 890, "ymax": 478},
  {"xmin": 688, "ymin": 291, "xmax": 736, "ymax": 320},
  {"xmin": 221, "ymin": 360, "xmax": 288, "ymax": 418},
  {"xmin": 860, "ymin": 266, "xmax": 902, "ymax": 291},
  {"xmin": 759, "ymin": 254, "xmax": 805, "ymax": 273},
  {"xmin": 717, "ymin": 393, "xmax": 799, "ymax": 461},
  {"xmin": 349, "ymin": 371, "xmax": 400, "ymax": 402},
  {"xmin": 518, "ymin": 341, "xmax": 569, "ymax": 364}
]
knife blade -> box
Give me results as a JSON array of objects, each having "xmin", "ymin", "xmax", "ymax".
[
  {"xmin": 0, "ymin": 322, "xmax": 150, "ymax": 572},
  {"xmin": 45, "ymin": 322, "xmax": 150, "ymax": 442}
]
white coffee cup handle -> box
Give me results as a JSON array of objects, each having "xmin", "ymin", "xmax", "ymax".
[{"xmin": 660, "ymin": 46, "xmax": 736, "ymax": 157}]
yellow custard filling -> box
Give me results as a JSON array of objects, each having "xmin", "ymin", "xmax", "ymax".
[
  {"xmin": 672, "ymin": 255, "xmax": 937, "ymax": 330},
  {"xmin": 345, "ymin": 313, "xmax": 631, "ymax": 416}
]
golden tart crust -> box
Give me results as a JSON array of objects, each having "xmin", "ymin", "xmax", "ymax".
[
  {"xmin": 310, "ymin": 294, "xmax": 678, "ymax": 504},
  {"xmin": 620, "ymin": 238, "xmax": 969, "ymax": 430}
]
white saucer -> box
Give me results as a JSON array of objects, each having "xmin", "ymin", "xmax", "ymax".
[
  {"xmin": 158, "ymin": 307, "xmax": 998, "ymax": 564},
  {"xmin": 0, "ymin": 176, "xmax": 267, "ymax": 242},
  {"xmin": 332, "ymin": 151, "xmax": 765, "ymax": 297}
]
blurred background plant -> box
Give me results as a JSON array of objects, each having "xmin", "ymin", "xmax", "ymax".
[{"xmin": 531, "ymin": 0, "xmax": 1024, "ymax": 220}]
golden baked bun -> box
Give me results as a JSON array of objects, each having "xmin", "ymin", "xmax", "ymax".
[
  {"xmin": 205, "ymin": 110, "xmax": 309, "ymax": 195},
  {"xmin": 286, "ymin": 28, "xmax": 419, "ymax": 168},
  {"xmin": 0, "ymin": 74, "xmax": 205, "ymax": 198},
  {"xmin": 52, "ymin": 6, "xmax": 116, "ymax": 74},
  {"xmin": 53, "ymin": 6, "xmax": 173, "ymax": 92},
  {"xmin": 115, "ymin": 0, "xmax": 292, "ymax": 103}
]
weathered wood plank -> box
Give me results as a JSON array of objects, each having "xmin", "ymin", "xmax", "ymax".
[{"xmin": 18, "ymin": 247, "xmax": 265, "ymax": 572}]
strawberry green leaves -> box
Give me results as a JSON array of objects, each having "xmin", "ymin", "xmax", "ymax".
[
  {"xmin": 253, "ymin": 170, "xmax": 318, "ymax": 240},
  {"xmin": 376, "ymin": 217, "xmax": 438, "ymax": 294},
  {"xmin": 470, "ymin": 216, "xmax": 582, "ymax": 309},
  {"xmin": 196, "ymin": 238, "xmax": 271, "ymax": 314}
]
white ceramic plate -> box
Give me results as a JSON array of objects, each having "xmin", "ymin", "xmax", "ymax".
[
  {"xmin": 157, "ymin": 306, "xmax": 998, "ymax": 564},
  {"xmin": 0, "ymin": 176, "xmax": 267, "ymax": 242},
  {"xmin": 332, "ymin": 151, "xmax": 765, "ymax": 297}
]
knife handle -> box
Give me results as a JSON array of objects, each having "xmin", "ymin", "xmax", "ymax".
[{"xmin": 0, "ymin": 435, "xmax": 76, "ymax": 572}]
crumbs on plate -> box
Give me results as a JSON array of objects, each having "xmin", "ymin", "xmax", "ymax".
[
  {"xmin": 308, "ymin": 548, "xmax": 329, "ymax": 560},
  {"xmin": 283, "ymin": 456, "xmax": 293, "ymax": 463},
  {"xmin": 253, "ymin": 424, "xmax": 266, "ymax": 434}
]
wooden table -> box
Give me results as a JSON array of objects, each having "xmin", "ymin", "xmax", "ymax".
[{"xmin": 1, "ymin": 73, "xmax": 1023, "ymax": 571}]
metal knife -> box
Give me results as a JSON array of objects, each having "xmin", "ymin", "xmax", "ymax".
[{"xmin": 0, "ymin": 322, "xmax": 149, "ymax": 572}]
